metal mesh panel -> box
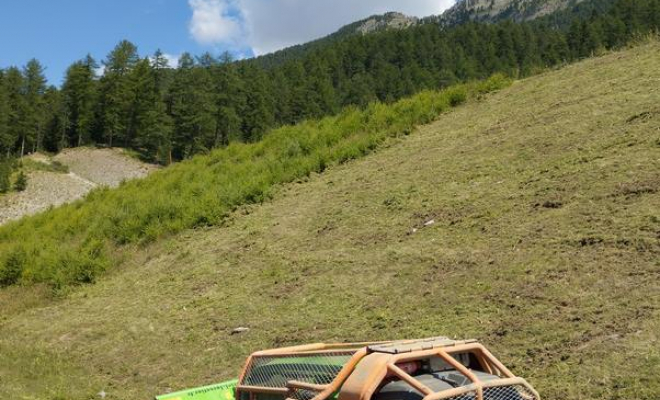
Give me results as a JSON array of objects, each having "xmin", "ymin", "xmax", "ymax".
[
  {"xmin": 482, "ymin": 385, "xmax": 539, "ymax": 400},
  {"xmin": 442, "ymin": 386, "xmax": 538, "ymax": 400},
  {"xmin": 288, "ymin": 387, "xmax": 319, "ymax": 400},
  {"xmin": 242, "ymin": 352, "xmax": 355, "ymax": 388}
]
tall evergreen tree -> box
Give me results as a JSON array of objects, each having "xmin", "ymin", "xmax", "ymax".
[
  {"xmin": 211, "ymin": 54, "xmax": 245, "ymax": 147},
  {"xmin": 41, "ymin": 86, "xmax": 65, "ymax": 152},
  {"xmin": 98, "ymin": 40, "xmax": 139, "ymax": 147},
  {"xmin": 239, "ymin": 64, "xmax": 274, "ymax": 142},
  {"xmin": 168, "ymin": 53, "xmax": 216, "ymax": 158},
  {"xmin": 130, "ymin": 58, "xmax": 173, "ymax": 163},
  {"xmin": 0, "ymin": 71, "xmax": 12, "ymax": 156},
  {"xmin": 62, "ymin": 55, "xmax": 98, "ymax": 148},
  {"xmin": 151, "ymin": 49, "xmax": 172, "ymax": 95},
  {"xmin": 22, "ymin": 59, "xmax": 47, "ymax": 154},
  {"xmin": 4, "ymin": 67, "xmax": 27, "ymax": 157}
]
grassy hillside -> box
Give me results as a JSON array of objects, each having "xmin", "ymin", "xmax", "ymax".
[
  {"xmin": 0, "ymin": 79, "xmax": 500, "ymax": 288},
  {"xmin": 1, "ymin": 41, "xmax": 659, "ymax": 399}
]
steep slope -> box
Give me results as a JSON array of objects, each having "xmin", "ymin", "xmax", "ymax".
[{"xmin": 1, "ymin": 41, "xmax": 659, "ymax": 400}]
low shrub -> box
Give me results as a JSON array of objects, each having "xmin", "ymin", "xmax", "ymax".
[
  {"xmin": 14, "ymin": 171, "xmax": 27, "ymax": 192},
  {"xmin": 0, "ymin": 159, "xmax": 12, "ymax": 193},
  {"xmin": 0, "ymin": 247, "xmax": 25, "ymax": 287}
]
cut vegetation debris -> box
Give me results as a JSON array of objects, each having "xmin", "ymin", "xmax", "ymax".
[
  {"xmin": 0, "ymin": 77, "xmax": 505, "ymax": 288},
  {"xmin": 0, "ymin": 41, "xmax": 658, "ymax": 400}
]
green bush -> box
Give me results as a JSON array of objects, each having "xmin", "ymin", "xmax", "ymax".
[
  {"xmin": 0, "ymin": 160, "xmax": 11, "ymax": 193},
  {"xmin": 14, "ymin": 171, "xmax": 28, "ymax": 192},
  {"xmin": 0, "ymin": 247, "xmax": 25, "ymax": 286},
  {"xmin": 447, "ymin": 87, "xmax": 468, "ymax": 107},
  {"xmin": 0, "ymin": 76, "xmax": 511, "ymax": 288}
]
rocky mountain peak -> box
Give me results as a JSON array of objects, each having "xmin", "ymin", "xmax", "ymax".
[
  {"xmin": 439, "ymin": 0, "xmax": 586, "ymax": 26},
  {"xmin": 352, "ymin": 12, "xmax": 419, "ymax": 35}
]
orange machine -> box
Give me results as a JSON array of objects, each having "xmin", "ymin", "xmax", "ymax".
[{"xmin": 234, "ymin": 337, "xmax": 540, "ymax": 400}]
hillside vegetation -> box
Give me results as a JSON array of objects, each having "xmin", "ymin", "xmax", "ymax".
[
  {"xmin": 0, "ymin": 78, "xmax": 505, "ymax": 288},
  {"xmin": 1, "ymin": 41, "xmax": 658, "ymax": 399},
  {"xmin": 3, "ymin": 0, "xmax": 660, "ymax": 290}
]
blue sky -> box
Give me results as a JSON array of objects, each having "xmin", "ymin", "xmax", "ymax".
[{"xmin": 0, "ymin": 0, "xmax": 452, "ymax": 86}]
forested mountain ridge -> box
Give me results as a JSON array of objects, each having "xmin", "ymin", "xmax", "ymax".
[
  {"xmin": 0, "ymin": 0, "xmax": 658, "ymax": 183},
  {"xmin": 246, "ymin": 12, "xmax": 420, "ymax": 69},
  {"xmin": 255, "ymin": 0, "xmax": 618, "ymax": 68}
]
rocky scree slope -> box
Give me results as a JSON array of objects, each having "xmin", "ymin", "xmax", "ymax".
[{"xmin": 0, "ymin": 148, "xmax": 156, "ymax": 225}]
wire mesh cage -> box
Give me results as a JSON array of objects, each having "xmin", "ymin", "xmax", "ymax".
[
  {"xmin": 446, "ymin": 391, "xmax": 478, "ymax": 400},
  {"xmin": 442, "ymin": 385, "xmax": 539, "ymax": 400},
  {"xmin": 288, "ymin": 387, "xmax": 320, "ymax": 400},
  {"xmin": 482, "ymin": 385, "xmax": 539, "ymax": 400},
  {"xmin": 242, "ymin": 351, "xmax": 356, "ymax": 389}
]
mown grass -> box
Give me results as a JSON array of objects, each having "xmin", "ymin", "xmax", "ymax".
[
  {"xmin": 0, "ymin": 42, "xmax": 658, "ymax": 400},
  {"xmin": 0, "ymin": 77, "xmax": 509, "ymax": 288}
]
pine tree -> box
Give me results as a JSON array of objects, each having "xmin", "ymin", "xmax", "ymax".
[
  {"xmin": 62, "ymin": 55, "xmax": 98, "ymax": 148},
  {"xmin": 0, "ymin": 70, "xmax": 13, "ymax": 156},
  {"xmin": 196, "ymin": 52, "xmax": 218, "ymax": 68},
  {"xmin": 240, "ymin": 64, "xmax": 275, "ymax": 142},
  {"xmin": 303, "ymin": 55, "xmax": 338, "ymax": 118},
  {"xmin": 151, "ymin": 49, "xmax": 172, "ymax": 95},
  {"xmin": 4, "ymin": 67, "xmax": 27, "ymax": 157},
  {"xmin": 41, "ymin": 86, "xmax": 65, "ymax": 152},
  {"xmin": 130, "ymin": 58, "xmax": 173, "ymax": 163},
  {"xmin": 343, "ymin": 73, "xmax": 377, "ymax": 108},
  {"xmin": 168, "ymin": 53, "xmax": 216, "ymax": 158},
  {"xmin": 212, "ymin": 54, "xmax": 245, "ymax": 146},
  {"xmin": 22, "ymin": 59, "xmax": 47, "ymax": 155},
  {"xmin": 98, "ymin": 40, "xmax": 139, "ymax": 147},
  {"xmin": 284, "ymin": 61, "xmax": 312, "ymax": 123}
]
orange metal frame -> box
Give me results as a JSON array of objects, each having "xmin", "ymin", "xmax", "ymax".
[
  {"xmin": 236, "ymin": 342, "xmax": 381, "ymax": 400},
  {"xmin": 235, "ymin": 339, "xmax": 540, "ymax": 400},
  {"xmin": 345, "ymin": 343, "xmax": 539, "ymax": 400}
]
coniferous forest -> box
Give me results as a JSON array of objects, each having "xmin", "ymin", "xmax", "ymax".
[{"xmin": 0, "ymin": 0, "xmax": 658, "ymax": 170}]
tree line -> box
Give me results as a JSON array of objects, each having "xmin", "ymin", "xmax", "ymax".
[{"xmin": 0, "ymin": 0, "xmax": 658, "ymax": 166}]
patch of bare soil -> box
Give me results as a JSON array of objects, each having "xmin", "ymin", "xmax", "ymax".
[
  {"xmin": 0, "ymin": 148, "xmax": 157, "ymax": 225},
  {"xmin": 0, "ymin": 171, "xmax": 94, "ymax": 225},
  {"xmin": 54, "ymin": 148, "xmax": 157, "ymax": 187}
]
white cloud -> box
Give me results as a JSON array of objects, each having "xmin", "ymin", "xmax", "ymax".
[
  {"xmin": 188, "ymin": 0, "xmax": 455, "ymax": 55},
  {"xmin": 94, "ymin": 65, "xmax": 106, "ymax": 77},
  {"xmin": 162, "ymin": 53, "xmax": 180, "ymax": 69},
  {"xmin": 188, "ymin": 0, "xmax": 244, "ymax": 45}
]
